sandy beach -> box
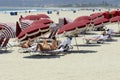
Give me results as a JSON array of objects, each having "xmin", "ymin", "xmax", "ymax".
[{"xmin": 0, "ymin": 8, "xmax": 120, "ymax": 80}]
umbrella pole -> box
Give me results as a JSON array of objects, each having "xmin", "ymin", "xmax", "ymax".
[
  {"xmin": 118, "ymin": 21, "xmax": 120, "ymax": 32},
  {"xmin": 81, "ymin": 30, "xmax": 86, "ymax": 44},
  {"xmin": 74, "ymin": 37, "xmax": 79, "ymax": 51}
]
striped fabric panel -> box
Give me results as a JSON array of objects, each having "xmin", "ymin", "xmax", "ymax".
[
  {"xmin": 0, "ymin": 23, "xmax": 16, "ymax": 38},
  {"xmin": 19, "ymin": 20, "xmax": 33, "ymax": 30}
]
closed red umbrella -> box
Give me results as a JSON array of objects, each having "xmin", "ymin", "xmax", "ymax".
[
  {"xmin": 18, "ymin": 23, "xmax": 49, "ymax": 41},
  {"xmin": 37, "ymin": 14, "xmax": 49, "ymax": 19},
  {"xmin": 57, "ymin": 22, "xmax": 87, "ymax": 36}
]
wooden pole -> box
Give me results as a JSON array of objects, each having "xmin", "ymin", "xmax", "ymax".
[
  {"xmin": 74, "ymin": 37, "xmax": 79, "ymax": 51},
  {"xmin": 118, "ymin": 21, "xmax": 120, "ymax": 32}
]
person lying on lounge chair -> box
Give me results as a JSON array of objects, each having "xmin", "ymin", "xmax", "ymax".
[
  {"xmin": 84, "ymin": 31, "xmax": 108, "ymax": 44},
  {"xmin": 36, "ymin": 36, "xmax": 58, "ymax": 51},
  {"xmin": 21, "ymin": 39, "xmax": 33, "ymax": 48},
  {"xmin": 106, "ymin": 28, "xmax": 120, "ymax": 38}
]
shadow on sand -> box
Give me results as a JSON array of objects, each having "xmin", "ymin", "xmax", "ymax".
[
  {"xmin": 23, "ymin": 54, "xmax": 64, "ymax": 59},
  {"xmin": 0, "ymin": 50, "xmax": 13, "ymax": 54},
  {"xmin": 74, "ymin": 44, "xmax": 101, "ymax": 47},
  {"xmin": 23, "ymin": 49, "xmax": 97, "ymax": 59},
  {"xmin": 112, "ymin": 34, "xmax": 120, "ymax": 37},
  {"xmin": 83, "ymin": 32, "xmax": 98, "ymax": 35},
  {"xmin": 67, "ymin": 50, "xmax": 97, "ymax": 54},
  {"xmin": 105, "ymin": 39, "xmax": 118, "ymax": 42}
]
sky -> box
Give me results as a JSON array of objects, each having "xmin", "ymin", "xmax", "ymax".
[{"xmin": 0, "ymin": 0, "xmax": 119, "ymax": 7}]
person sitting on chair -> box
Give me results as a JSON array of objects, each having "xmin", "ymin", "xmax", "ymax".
[
  {"xmin": 36, "ymin": 36, "xmax": 58, "ymax": 51},
  {"xmin": 58, "ymin": 36, "xmax": 73, "ymax": 50}
]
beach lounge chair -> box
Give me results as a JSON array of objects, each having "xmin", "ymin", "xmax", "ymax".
[
  {"xmin": 84, "ymin": 34, "xmax": 109, "ymax": 44},
  {"xmin": 18, "ymin": 36, "xmax": 73, "ymax": 55},
  {"xmin": 36, "ymin": 36, "xmax": 73, "ymax": 55}
]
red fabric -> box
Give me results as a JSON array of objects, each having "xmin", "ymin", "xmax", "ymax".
[
  {"xmin": 0, "ymin": 25, "xmax": 3, "ymax": 30},
  {"xmin": 74, "ymin": 16, "xmax": 91, "ymax": 22},
  {"xmin": 21, "ymin": 14, "xmax": 49, "ymax": 20},
  {"xmin": 93, "ymin": 17, "xmax": 109, "ymax": 26},
  {"xmin": 34, "ymin": 19, "xmax": 53, "ymax": 24},
  {"xmin": 16, "ymin": 21, "xmax": 22, "ymax": 37},
  {"xmin": 23, "ymin": 15, "xmax": 39, "ymax": 20},
  {"xmin": 18, "ymin": 23, "xmax": 49, "ymax": 39},
  {"xmin": 37, "ymin": 14, "xmax": 49, "ymax": 19},
  {"xmin": 110, "ymin": 16, "xmax": 120, "ymax": 22},
  {"xmin": 90, "ymin": 13, "xmax": 103, "ymax": 20},
  {"xmin": 102, "ymin": 11, "xmax": 110, "ymax": 19},
  {"xmin": 109, "ymin": 10, "xmax": 119, "ymax": 17},
  {"xmin": 74, "ymin": 19, "xmax": 90, "ymax": 24},
  {"xmin": 58, "ymin": 22, "xmax": 86, "ymax": 34}
]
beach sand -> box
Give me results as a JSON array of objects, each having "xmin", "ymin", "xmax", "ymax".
[{"xmin": 0, "ymin": 8, "xmax": 120, "ymax": 80}]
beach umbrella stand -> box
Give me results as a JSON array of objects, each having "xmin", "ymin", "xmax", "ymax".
[{"xmin": 74, "ymin": 36, "xmax": 79, "ymax": 51}]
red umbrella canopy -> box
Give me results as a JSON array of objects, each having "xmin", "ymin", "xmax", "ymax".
[
  {"xmin": 102, "ymin": 11, "xmax": 110, "ymax": 19},
  {"xmin": 74, "ymin": 16, "xmax": 91, "ymax": 22},
  {"xmin": 37, "ymin": 14, "xmax": 49, "ymax": 19},
  {"xmin": 18, "ymin": 23, "xmax": 49, "ymax": 41},
  {"xmin": 110, "ymin": 16, "xmax": 120, "ymax": 22},
  {"xmin": 35, "ymin": 19, "xmax": 53, "ymax": 25},
  {"xmin": 57, "ymin": 22, "xmax": 87, "ymax": 35},
  {"xmin": 22, "ymin": 15, "xmax": 39, "ymax": 20},
  {"xmin": 90, "ymin": 13, "xmax": 103, "ymax": 20},
  {"xmin": 93, "ymin": 17, "xmax": 109, "ymax": 26},
  {"xmin": 109, "ymin": 10, "xmax": 119, "ymax": 17},
  {"xmin": 74, "ymin": 19, "xmax": 90, "ymax": 24},
  {"xmin": 21, "ymin": 14, "xmax": 49, "ymax": 20}
]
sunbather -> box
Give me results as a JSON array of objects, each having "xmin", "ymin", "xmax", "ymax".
[
  {"xmin": 84, "ymin": 31, "xmax": 108, "ymax": 44},
  {"xmin": 21, "ymin": 39, "xmax": 33, "ymax": 48},
  {"xmin": 36, "ymin": 36, "xmax": 58, "ymax": 51},
  {"xmin": 58, "ymin": 36, "xmax": 73, "ymax": 49},
  {"xmin": 105, "ymin": 28, "xmax": 114, "ymax": 40}
]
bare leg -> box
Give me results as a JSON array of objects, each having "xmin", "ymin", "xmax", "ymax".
[{"xmin": 36, "ymin": 44, "xmax": 44, "ymax": 51}]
